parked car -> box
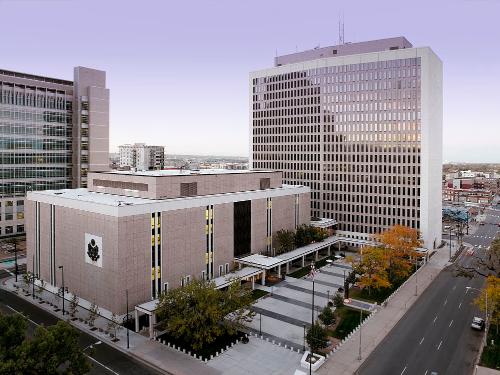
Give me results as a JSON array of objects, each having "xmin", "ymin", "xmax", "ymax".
[
  {"xmin": 471, "ymin": 317, "xmax": 485, "ymax": 331},
  {"xmin": 479, "ymin": 222, "xmax": 485, "ymax": 226}
]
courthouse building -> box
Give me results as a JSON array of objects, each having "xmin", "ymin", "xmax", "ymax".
[{"xmin": 26, "ymin": 169, "xmax": 310, "ymax": 314}]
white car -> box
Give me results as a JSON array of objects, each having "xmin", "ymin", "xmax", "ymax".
[{"xmin": 471, "ymin": 317, "xmax": 485, "ymax": 331}]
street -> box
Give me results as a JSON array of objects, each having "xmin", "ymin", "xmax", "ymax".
[
  {"xmin": 0, "ymin": 285, "xmax": 163, "ymax": 375},
  {"xmin": 358, "ymin": 205, "xmax": 499, "ymax": 375}
]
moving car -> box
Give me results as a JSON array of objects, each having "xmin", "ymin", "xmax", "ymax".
[{"xmin": 471, "ymin": 317, "xmax": 485, "ymax": 331}]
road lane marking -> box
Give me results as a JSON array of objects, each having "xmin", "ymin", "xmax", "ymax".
[
  {"xmin": 5, "ymin": 305, "xmax": 119, "ymax": 375},
  {"xmin": 449, "ymin": 320, "xmax": 453, "ymax": 327},
  {"xmin": 444, "ymin": 299, "xmax": 447, "ymax": 306},
  {"xmin": 459, "ymin": 302, "xmax": 462, "ymax": 309},
  {"xmin": 433, "ymin": 315, "xmax": 438, "ymax": 324},
  {"xmin": 452, "ymin": 285, "xmax": 456, "ymax": 291},
  {"xmin": 419, "ymin": 336, "xmax": 425, "ymax": 345},
  {"xmin": 437, "ymin": 340, "xmax": 442, "ymax": 350},
  {"xmin": 424, "ymin": 370, "xmax": 428, "ymax": 375},
  {"xmin": 401, "ymin": 365, "xmax": 407, "ymax": 375}
]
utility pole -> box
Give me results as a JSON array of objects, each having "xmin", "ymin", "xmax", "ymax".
[
  {"xmin": 449, "ymin": 226, "xmax": 452, "ymax": 260},
  {"xmin": 358, "ymin": 308, "xmax": 362, "ymax": 360},
  {"xmin": 14, "ymin": 241, "xmax": 18, "ymax": 282},
  {"xmin": 32, "ymin": 255, "xmax": 35, "ymax": 300},
  {"xmin": 310, "ymin": 262, "xmax": 316, "ymax": 375},
  {"xmin": 415, "ymin": 256, "xmax": 418, "ymax": 296}
]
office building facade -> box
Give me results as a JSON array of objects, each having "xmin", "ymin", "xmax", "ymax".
[
  {"xmin": 26, "ymin": 169, "xmax": 310, "ymax": 313},
  {"xmin": 0, "ymin": 67, "xmax": 109, "ymax": 237},
  {"xmin": 119, "ymin": 143, "xmax": 165, "ymax": 171},
  {"xmin": 250, "ymin": 37, "xmax": 442, "ymax": 249}
]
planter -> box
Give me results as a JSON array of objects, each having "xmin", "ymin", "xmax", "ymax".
[
  {"xmin": 90, "ymin": 327, "xmax": 97, "ymax": 331},
  {"xmin": 111, "ymin": 338, "xmax": 120, "ymax": 342},
  {"xmin": 300, "ymin": 351, "xmax": 326, "ymax": 372}
]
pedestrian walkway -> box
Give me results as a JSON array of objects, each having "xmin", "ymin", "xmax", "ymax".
[
  {"xmin": 246, "ymin": 261, "xmax": 353, "ymax": 348},
  {"xmin": 318, "ymin": 245, "xmax": 460, "ymax": 375},
  {"xmin": 476, "ymin": 366, "xmax": 500, "ymax": 375}
]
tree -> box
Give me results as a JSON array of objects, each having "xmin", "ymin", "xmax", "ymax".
[
  {"xmin": 69, "ymin": 295, "xmax": 79, "ymax": 319},
  {"xmin": 36, "ymin": 280, "xmax": 46, "ymax": 299},
  {"xmin": 295, "ymin": 225, "xmax": 329, "ymax": 248},
  {"xmin": 156, "ymin": 279, "xmax": 254, "ymax": 351},
  {"xmin": 377, "ymin": 225, "xmax": 422, "ymax": 283},
  {"xmin": 333, "ymin": 292, "xmax": 344, "ymax": 308},
  {"xmin": 107, "ymin": 313, "xmax": 122, "ymax": 340},
  {"xmin": 87, "ymin": 301, "xmax": 99, "ymax": 328},
  {"xmin": 318, "ymin": 306, "xmax": 335, "ymax": 326},
  {"xmin": 474, "ymin": 276, "xmax": 500, "ymax": 334},
  {"xmin": 275, "ymin": 229, "xmax": 295, "ymax": 254},
  {"xmin": 352, "ymin": 246, "xmax": 391, "ymax": 295},
  {"xmin": 306, "ymin": 322, "xmax": 328, "ymax": 354},
  {"xmin": 456, "ymin": 235, "xmax": 500, "ymax": 278},
  {"xmin": 0, "ymin": 313, "xmax": 91, "ymax": 374}
]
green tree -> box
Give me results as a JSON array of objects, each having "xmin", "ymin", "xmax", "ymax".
[
  {"xmin": 275, "ymin": 229, "xmax": 296, "ymax": 254},
  {"xmin": 306, "ymin": 322, "xmax": 328, "ymax": 354},
  {"xmin": 0, "ymin": 313, "xmax": 91, "ymax": 374},
  {"xmin": 318, "ymin": 306, "xmax": 335, "ymax": 326},
  {"xmin": 156, "ymin": 279, "xmax": 254, "ymax": 351},
  {"xmin": 295, "ymin": 225, "xmax": 328, "ymax": 248},
  {"xmin": 107, "ymin": 313, "xmax": 122, "ymax": 340},
  {"xmin": 333, "ymin": 292, "xmax": 344, "ymax": 308}
]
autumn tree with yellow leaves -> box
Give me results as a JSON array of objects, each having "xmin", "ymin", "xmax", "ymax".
[{"xmin": 474, "ymin": 276, "xmax": 500, "ymax": 334}]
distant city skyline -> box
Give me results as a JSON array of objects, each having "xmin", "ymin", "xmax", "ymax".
[{"xmin": 1, "ymin": 0, "xmax": 499, "ymax": 161}]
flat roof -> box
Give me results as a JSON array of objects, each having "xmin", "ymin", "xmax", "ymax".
[
  {"xmin": 0, "ymin": 68, "xmax": 73, "ymax": 86},
  {"xmin": 97, "ymin": 169, "xmax": 277, "ymax": 177}
]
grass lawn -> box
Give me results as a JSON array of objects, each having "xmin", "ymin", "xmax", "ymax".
[
  {"xmin": 349, "ymin": 286, "xmax": 395, "ymax": 304},
  {"xmin": 480, "ymin": 325, "xmax": 500, "ymax": 369},
  {"xmin": 250, "ymin": 289, "xmax": 269, "ymax": 301},
  {"xmin": 330, "ymin": 307, "xmax": 369, "ymax": 340}
]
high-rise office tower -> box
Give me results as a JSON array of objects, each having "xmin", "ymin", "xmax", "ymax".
[
  {"xmin": 0, "ymin": 67, "xmax": 109, "ymax": 237},
  {"xmin": 250, "ymin": 37, "xmax": 442, "ymax": 249},
  {"xmin": 119, "ymin": 143, "xmax": 165, "ymax": 171}
]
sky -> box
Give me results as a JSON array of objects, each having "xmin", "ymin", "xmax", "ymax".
[{"xmin": 1, "ymin": 0, "xmax": 499, "ymax": 162}]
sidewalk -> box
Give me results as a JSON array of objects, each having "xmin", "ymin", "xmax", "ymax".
[
  {"xmin": 318, "ymin": 244, "xmax": 460, "ymax": 375},
  {"xmin": 1, "ymin": 277, "xmax": 220, "ymax": 375},
  {"xmin": 476, "ymin": 366, "xmax": 500, "ymax": 375}
]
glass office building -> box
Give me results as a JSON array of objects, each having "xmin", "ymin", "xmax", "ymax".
[{"xmin": 0, "ymin": 67, "xmax": 109, "ymax": 237}]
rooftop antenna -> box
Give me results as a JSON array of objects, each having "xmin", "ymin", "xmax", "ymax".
[{"xmin": 338, "ymin": 12, "xmax": 345, "ymax": 45}]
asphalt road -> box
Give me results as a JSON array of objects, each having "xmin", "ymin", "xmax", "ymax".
[
  {"xmin": 0, "ymin": 286, "xmax": 163, "ymax": 375},
  {"xmin": 359, "ymin": 205, "xmax": 499, "ymax": 375}
]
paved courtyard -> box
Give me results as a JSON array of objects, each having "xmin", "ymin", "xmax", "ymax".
[{"xmin": 246, "ymin": 261, "xmax": 353, "ymax": 349}]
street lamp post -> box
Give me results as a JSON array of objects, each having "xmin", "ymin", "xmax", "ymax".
[
  {"xmin": 58, "ymin": 266, "xmax": 65, "ymax": 316},
  {"xmin": 327, "ymin": 290, "xmax": 330, "ymax": 303},
  {"xmin": 449, "ymin": 226, "xmax": 452, "ymax": 260},
  {"xmin": 83, "ymin": 340, "xmax": 102, "ymax": 352},
  {"xmin": 466, "ymin": 286, "xmax": 488, "ymax": 348},
  {"xmin": 126, "ymin": 289, "xmax": 130, "ymax": 349},
  {"xmin": 415, "ymin": 256, "xmax": 418, "ymax": 297},
  {"xmin": 309, "ymin": 262, "xmax": 316, "ymax": 375},
  {"xmin": 259, "ymin": 312, "xmax": 262, "ymax": 336},
  {"xmin": 32, "ymin": 255, "xmax": 35, "ymax": 300},
  {"xmin": 303, "ymin": 324, "xmax": 306, "ymax": 351},
  {"xmin": 13, "ymin": 241, "xmax": 18, "ymax": 282},
  {"xmin": 358, "ymin": 308, "xmax": 362, "ymax": 360}
]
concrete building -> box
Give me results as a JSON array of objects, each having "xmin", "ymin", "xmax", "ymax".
[
  {"xmin": 0, "ymin": 67, "xmax": 109, "ymax": 238},
  {"xmin": 119, "ymin": 143, "xmax": 165, "ymax": 171},
  {"xmin": 250, "ymin": 37, "xmax": 443, "ymax": 249},
  {"xmin": 25, "ymin": 169, "xmax": 310, "ymax": 314}
]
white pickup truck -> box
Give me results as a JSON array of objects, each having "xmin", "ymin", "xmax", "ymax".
[{"xmin": 471, "ymin": 317, "xmax": 485, "ymax": 331}]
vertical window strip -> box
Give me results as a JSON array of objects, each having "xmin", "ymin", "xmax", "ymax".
[
  {"xmin": 156, "ymin": 212, "xmax": 161, "ymax": 297},
  {"xmin": 50, "ymin": 205, "xmax": 56, "ymax": 285},
  {"xmin": 35, "ymin": 202, "xmax": 40, "ymax": 276},
  {"xmin": 151, "ymin": 213, "xmax": 156, "ymax": 299}
]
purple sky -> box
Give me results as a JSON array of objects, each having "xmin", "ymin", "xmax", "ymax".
[{"xmin": 1, "ymin": 0, "xmax": 499, "ymax": 162}]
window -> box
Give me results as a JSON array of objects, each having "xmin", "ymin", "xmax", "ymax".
[
  {"xmin": 180, "ymin": 182, "xmax": 197, "ymax": 197},
  {"xmin": 219, "ymin": 265, "xmax": 224, "ymax": 277},
  {"xmin": 5, "ymin": 226, "xmax": 13, "ymax": 234},
  {"xmin": 163, "ymin": 282, "xmax": 169, "ymax": 293},
  {"xmin": 260, "ymin": 178, "xmax": 271, "ymax": 190},
  {"xmin": 16, "ymin": 225, "xmax": 24, "ymax": 233},
  {"xmin": 201, "ymin": 270, "xmax": 206, "ymax": 280},
  {"xmin": 5, "ymin": 214, "xmax": 13, "ymax": 221},
  {"xmin": 225, "ymin": 263, "xmax": 229, "ymax": 274}
]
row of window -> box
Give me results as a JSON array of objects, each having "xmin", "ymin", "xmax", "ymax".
[
  {"xmin": 0, "ymin": 153, "xmax": 72, "ymax": 165},
  {"xmin": 0, "ymin": 109, "xmax": 71, "ymax": 124},
  {"xmin": 0, "ymin": 224, "xmax": 24, "ymax": 235},
  {"xmin": 0, "ymin": 123, "xmax": 71, "ymax": 137},
  {"xmin": 0, "ymin": 86, "xmax": 72, "ymax": 111},
  {"xmin": 0, "ymin": 167, "xmax": 70, "ymax": 179}
]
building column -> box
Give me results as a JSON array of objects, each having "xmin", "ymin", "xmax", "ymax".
[
  {"xmin": 251, "ymin": 276, "xmax": 255, "ymax": 290},
  {"xmin": 315, "ymin": 251, "xmax": 319, "ymax": 261},
  {"xmin": 134, "ymin": 310, "xmax": 139, "ymax": 333},
  {"xmin": 302, "ymin": 256, "xmax": 305, "ymax": 267},
  {"xmin": 277, "ymin": 264, "xmax": 281, "ymax": 278},
  {"xmin": 261, "ymin": 270, "xmax": 266, "ymax": 286},
  {"xmin": 286, "ymin": 262, "xmax": 290, "ymax": 273},
  {"xmin": 238, "ymin": 263, "xmax": 242, "ymax": 270},
  {"xmin": 149, "ymin": 313, "xmax": 155, "ymax": 339},
  {"xmin": 327, "ymin": 246, "xmax": 331, "ymax": 256}
]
